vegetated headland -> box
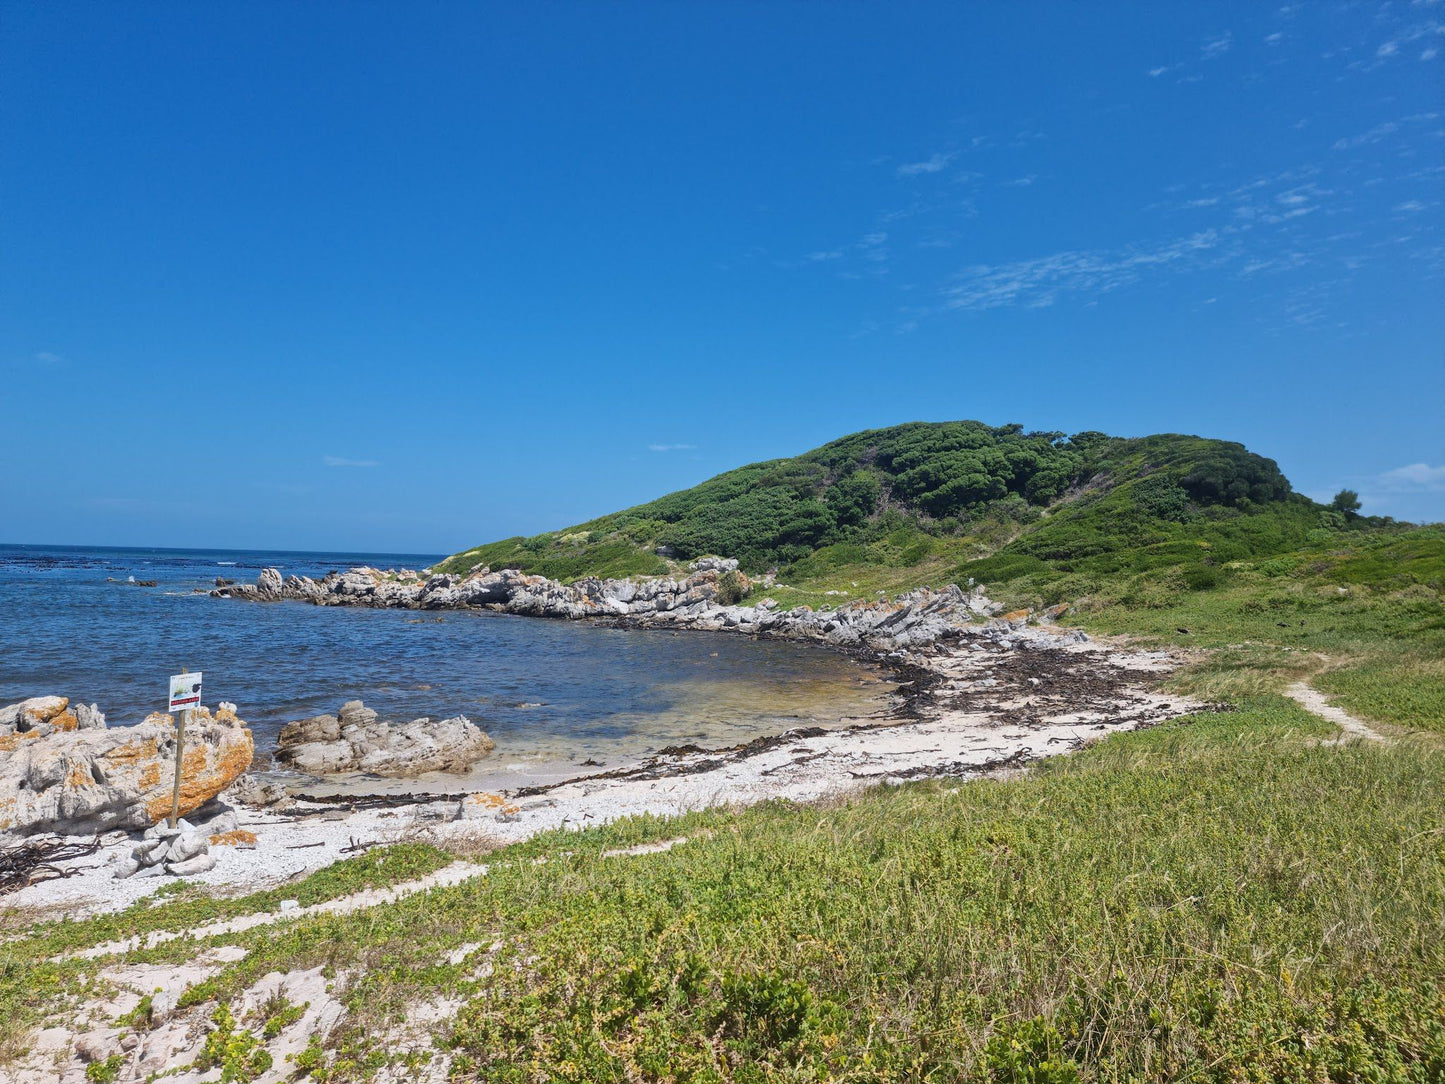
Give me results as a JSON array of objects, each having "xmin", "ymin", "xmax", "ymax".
[{"xmin": 3, "ymin": 420, "xmax": 1442, "ymax": 1082}]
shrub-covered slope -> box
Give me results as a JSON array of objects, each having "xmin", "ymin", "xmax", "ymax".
[{"xmin": 437, "ymin": 421, "xmax": 1308, "ymax": 583}]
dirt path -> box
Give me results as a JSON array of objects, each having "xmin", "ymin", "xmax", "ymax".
[{"xmin": 1284, "ymin": 681, "xmax": 1389, "ymax": 744}]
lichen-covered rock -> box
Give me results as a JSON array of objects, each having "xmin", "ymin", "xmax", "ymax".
[
  {"xmin": 276, "ymin": 700, "xmax": 495, "ymax": 777},
  {"xmin": 0, "ymin": 695, "xmax": 70, "ymax": 735},
  {"xmin": 0, "ymin": 702, "xmax": 254, "ymax": 838}
]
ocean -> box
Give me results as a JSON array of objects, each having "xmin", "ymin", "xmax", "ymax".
[{"xmin": 0, "ymin": 544, "xmax": 892, "ymax": 786}]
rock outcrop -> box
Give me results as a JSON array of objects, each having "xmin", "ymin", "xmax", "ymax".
[
  {"xmin": 0, "ymin": 695, "xmax": 105, "ymax": 740},
  {"xmin": 212, "ymin": 564, "xmax": 1037, "ymax": 654},
  {"xmin": 0, "ymin": 701, "xmax": 254, "ymax": 838},
  {"xmin": 275, "ymin": 699, "xmax": 495, "ymax": 777}
]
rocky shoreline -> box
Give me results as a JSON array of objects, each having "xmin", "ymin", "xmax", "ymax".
[
  {"xmin": 0, "ymin": 561, "xmax": 1199, "ymax": 920},
  {"xmin": 211, "ymin": 558, "xmax": 1082, "ymax": 656}
]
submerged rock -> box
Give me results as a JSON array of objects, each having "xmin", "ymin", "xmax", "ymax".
[
  {"xmin": 275, "ymin": 700, "xmax": 495, "ymax": 777},
  {"xmin": 0, "ymin": 700, "xmax": 254, "ymax": 839}
]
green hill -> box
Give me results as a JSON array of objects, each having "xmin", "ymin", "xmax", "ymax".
[{"xmin": 437, "ymin": 420, "xmax": 1330, "ymax": 594}]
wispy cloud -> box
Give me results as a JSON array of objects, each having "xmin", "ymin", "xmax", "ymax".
[
  {"xmin": 34, "ymin": 351, "xmax": 63, "ymax": 365},
  {"xmin": 896, "ymin": 153, "xmax": 954, "ymax": 177},
  {"xmin": 941, "ymin": 230, "xmax": 1221, "ymax": 312},
  {"xmin": 647, "ymin": 443, "xmax": 696, "ymax": 453},
  {"xmin": 1332, "ymin": 112, "xmax": 1438, "ymax": 151},
  {"xmin": 1378, "ymin": 463, "xmax": 1445, "ymax": 491},
  {"xmin": 1201, "ymin": 31, "xmax": 1233, "ymax": 60},
  {"xmin": 1371, "ymin": 18, "xmax": 1445, "ymax": 66},
  {"xmin": 1147, "ymin": 65, "xmax": 1172, "ymax": 77},
  {"xmin": 324, "ymin": 456, "xmax": 379, "ymax": 468},
  {"xmin": 1333, "ymin": 121, "xmax": 1400, "ymax": 150}
]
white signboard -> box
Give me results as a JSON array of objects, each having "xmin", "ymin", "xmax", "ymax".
[{"xmin": 168, "ymin": 671, "xmax": 203, "ymax": 712}]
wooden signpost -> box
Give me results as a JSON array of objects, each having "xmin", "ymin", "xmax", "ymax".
[{"xmin": 167, "ymin": 671, "xmax": 203, "ymax": 828}]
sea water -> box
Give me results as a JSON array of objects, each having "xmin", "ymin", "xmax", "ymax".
[{"xmin": 0, "ymin": 544, "xmax": 893, "ymax": 786}]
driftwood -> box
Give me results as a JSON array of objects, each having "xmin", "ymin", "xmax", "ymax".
[{"xmin": 0, "ymin": 837, "xmax": 103, "ymax": 896}]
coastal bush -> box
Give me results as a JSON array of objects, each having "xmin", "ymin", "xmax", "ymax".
[
  {"xmin": 1131, "ymin": 474, "xmax": 1192, "ymax": 521},
  {"xmin": 195, "ymin": 1003, "xmax": 272, "ymax": 1081},
  {"xmin": 173, "ymin": 698, "xmax": 1442, "ymax": 1081},
  {"xmin": 433, "ymin": 422, "xmax": 1318, "ymax": 587},
  {"xmin": 715, "ymin": 569, "xmax": 748, "ymax": 606},
  {"xmin": 85, "ymin": 1055, "xmax": 124, "ymax": 1083}
]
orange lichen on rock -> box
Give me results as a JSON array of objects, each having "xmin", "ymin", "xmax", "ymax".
[
  {"xmin": 21, "ymin": 697, "xmax": 68, "ymax": 725},
  {"xmin": 0, "ymin": 731, "xmax": 40, "ymax": 753},
  {"xmin": 465, "ymin": 792, "xmax": 510, "ymax": 809},
  {"xmin": 1002, "ymin": 609, "xmax": 1032, "ymax": 624},
  {"xmin": 209, "ymin": 829, "xmax": 257, "ymax": 847},
  {"xmin": 1, "ymin": 699, "xmax": 253, "ymax": 837},
  {"xmin": 464, "ymin": 792, "xmax": 520, "ymax": 817},
  {"xmin": 65, "ymin": 761, "xmax": 95, "ymax": 788},
  {"xmin": 143, "ymin": 724, "xmax": 255, "ymax": 825}
]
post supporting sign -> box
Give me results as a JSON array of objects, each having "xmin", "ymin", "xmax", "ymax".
[{"xmin": 167, "ymin": 671, "xmax": 202, "ymax": 828}]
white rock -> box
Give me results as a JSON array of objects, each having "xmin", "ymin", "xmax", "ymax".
[{"xmin": 165, "ymin": 853, "xmax": 216, "ymax": 876}]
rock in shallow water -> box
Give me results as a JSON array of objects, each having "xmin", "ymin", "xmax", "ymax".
[{"xmin": 275, "ymin": 699, "xmax": 495, "ymax": 777}]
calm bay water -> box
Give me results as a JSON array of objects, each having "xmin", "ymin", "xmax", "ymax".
[{"xmin": 0, "ymin": 545, "xmax": 893, "ymax": 780}]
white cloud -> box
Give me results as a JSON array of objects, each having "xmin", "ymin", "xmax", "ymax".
[
  {"xmin": 1333, "ymin": 112, "xmax": 1439, "ymax": 150},
  {"xmin": 1147, "ymin": 65, "xmax": 1171, "ymax": 77},
  {"xmin": 647, "ymin": 443, "xmax": 696, "ymax": 453},
  {"xmin": 940, "ymin": 230, "xmax": 1220, "ymax": 312},
  {"xmin": 1394, "ymin": 200, "xmax": 1427, "ymax": 212},
  {"xmin": 1202, "ymin": 32, "xmax": 1233, "ymax": 59},
  {"xmin": 1378, "ymin": 463, "xmax": 1445, "ymax": 491},
  {"xmin": 896, "ymin": 153, "xmax": 954, "ymax": 177},
  {"xmin": 1275, "ymin": 185, "xmax": 1318, "ymax": 206},
  {"xmin": 805, "ymin": 250, "xmax": 843, "ymax": 261},
  {"xmin": 1377, "ymin": 41, "xmax": 1399, "ymax": 58},
  {"xmin": 1002, "ymin": 174, "xmax": 1038, "ymax": 187},
  {"xmin": 34, "ymin": 351, "xmax": 62, "ymax": 365},
  {"xmin": 1424, "ymin": 47, "xmax": 1439, "ymax": 60},
  {"xmin": 324, "ymin": 456, "xmax": 379, "ymax": 468},
  {"xmin": 1333, "ymin": 121, "xmax": 1400, "ymax": 150}
]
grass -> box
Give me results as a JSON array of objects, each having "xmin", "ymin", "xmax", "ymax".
[{"xmin": 17, "ymin": 699, "xmax": 1438, "ymax": 1082}]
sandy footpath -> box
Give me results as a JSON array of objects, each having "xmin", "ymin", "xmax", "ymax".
[{"xmin": 4, "ymin": 628, "xmax": 1198, "ymax": 918}]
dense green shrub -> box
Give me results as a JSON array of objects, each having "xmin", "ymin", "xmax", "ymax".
[
  {"xmin": 437, "ymin": 421, "xmax": 1313, "ymax": 581},
  {"xmin": 715, "ymin": 570, "xmax": 748, "ymax": 606},
  {"xmin": 1132, "ymin": 474, "xmax": 1192, "ymax": 521}
]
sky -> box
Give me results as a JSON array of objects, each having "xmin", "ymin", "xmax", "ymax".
[{"xmin": 2, "ymin": 1, "xmax": 1442, "ymax": 553}]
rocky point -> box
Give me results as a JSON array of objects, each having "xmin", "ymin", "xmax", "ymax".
[{"xmin": 0, "ymin": 697, "xmax": 254, "ymax": 839}]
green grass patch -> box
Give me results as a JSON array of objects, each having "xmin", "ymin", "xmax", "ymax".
[
  {"xmin": 64, "ymin": 701, "xmax": 1445, "ymax": 1082},
  {"xmin": 1317, "ymin": 650, "xmax": 1445, "ymax": 736}
]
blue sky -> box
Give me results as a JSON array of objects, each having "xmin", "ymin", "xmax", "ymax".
[{"xmin": 2, "ymin": 1, "xmax": 1441, "ymax": 553}]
